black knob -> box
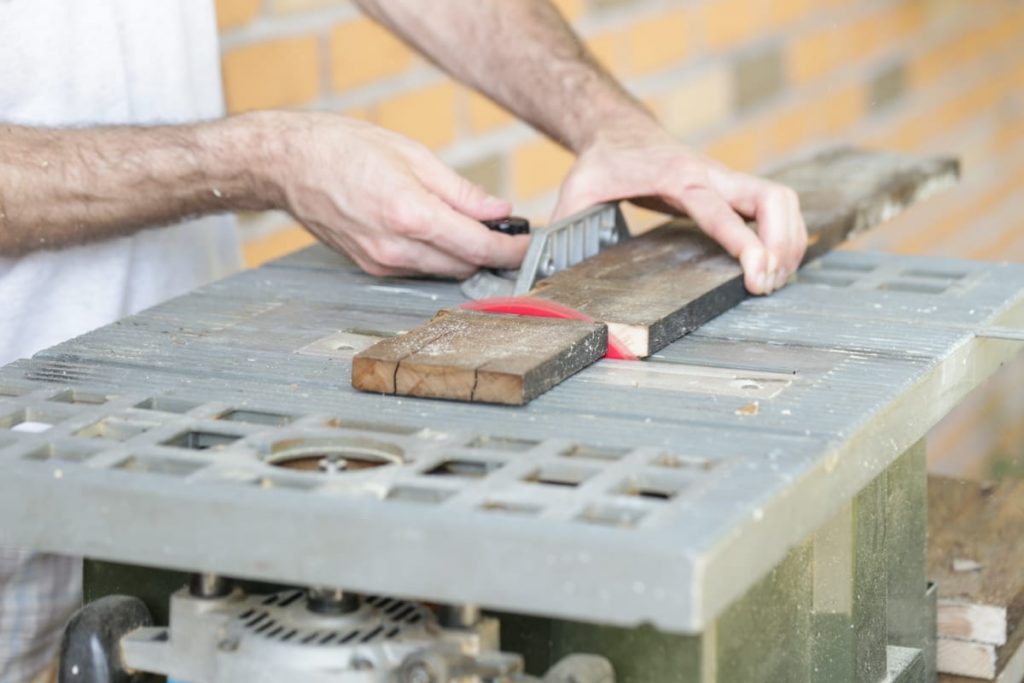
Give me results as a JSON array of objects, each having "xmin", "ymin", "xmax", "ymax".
[
  {"xmin": 481, "ymin": 216, "xmax": 530, "ymax": 235},
  {"xmin": 58, "ymin": 596, "xmax": 154, "ymax": 683}
]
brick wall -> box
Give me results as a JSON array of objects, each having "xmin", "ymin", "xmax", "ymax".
[{"xmin": 215, "ymin": 0, "xmax": 1024, "ymax": 478}]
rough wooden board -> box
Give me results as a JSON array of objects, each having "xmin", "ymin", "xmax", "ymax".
[
  {"xmin": 939, "ymin": 602, "xmax": 1008, "ymax": 646},
  {"xmin": 352, "ymin": 310, "xmax": 607, "ymax": 405},
  {"xmin": 938, "ymin": 638, "xmax": 998, "ymax": 679},
  {"xmin": 530, "ymin": 147, "xmax": 959, "ymax": 358},
  {"xmin": 929, "ymin": 476, "xmax": 1024, "ymax": 680},
  {"xmin": 937, "ymin": 630, "xmax": 1024, "ymax": 683},
  {"xmin": 929, "ymin": 476, "xmax": 982, "ymax": 537},
  {"xmin": 940, "ymin": 639, "xmax": 1024, "ymax": 683},
  {"xmin": 530, "ymin": 230, "xmax": 742, "ymax": 358}
]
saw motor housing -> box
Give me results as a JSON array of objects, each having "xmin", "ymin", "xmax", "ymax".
[{"xmin": 61, "ymin": 581, "xmax": 614, "ymax": 683}]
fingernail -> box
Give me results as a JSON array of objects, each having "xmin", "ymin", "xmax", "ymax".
[
  {"xmin": 485, "ymin": 195, "xmax": 512, "ymax": 212},
  {"xmin": 775, "ymin": 269, "xmax": 789, "ymax": 291},
  {"xmin": 742, "ymin": 247, "xmax": 766, "ymax": 293},
  {"xmin": 757, "ymin": 272, "xmax": 770, "ymax": 295}
]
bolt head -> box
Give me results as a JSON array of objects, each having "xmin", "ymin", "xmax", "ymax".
[
  {"xmin": 217, "ymin": 638, "xmax": 239, "ymax": 653},
  {"xmin": 404, "ymin": 663, "xmax": 435, "ymax": 683}
]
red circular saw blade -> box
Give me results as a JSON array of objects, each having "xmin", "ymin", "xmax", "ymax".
[{"xmin": 460, "ymin": 296, "xmax": 637, "ymax": 360}]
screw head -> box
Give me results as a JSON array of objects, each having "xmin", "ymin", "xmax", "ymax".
[
  {"xmin": 350, "ymin": 656, "xmax": 375, "ymax": 671},
  {"xmin": 403, "ymin": 663, "xmax": 436, "ymax": 683},
  {"xmin": 217, "ymin": 638, "xmax": 239, "ymax": 653},
  {"xmin": 540, "ymin": 254, "xmax": 556, "ymax": 277},
  {"xmin": 317, "ymin": 454, "xmax": 347, "ymax": 475}
]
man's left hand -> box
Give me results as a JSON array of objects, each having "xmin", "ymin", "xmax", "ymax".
[{"xmin": 553, "ymin": 123, "xmax": 808, "ymax": 295}]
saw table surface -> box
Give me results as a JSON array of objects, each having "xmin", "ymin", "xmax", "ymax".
[{"xmin": 0, "ymin": 245, "xmax": 1021, "ymax": 635}]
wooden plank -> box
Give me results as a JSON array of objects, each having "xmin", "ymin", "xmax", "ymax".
[
  {"xmin": 353, "ymin": 147, "xmax": 957, "ymax": 404},
  {"xmin": 530, "ymin": 147, "xmax": 959, "ymax": 357},
  {"xmin": 939, "ymin": 602, "xmax": 1007, "ymax": 645},
  {"xmin": 352, "ymin": 310, "xmax": 606, "ymax": 405},
  {"xmin": 530, "ymin": 228, "xmax": 741, "ymax": 358},
  {"xmin": 929, "ymin": 475, "xmax": 1024, "ymax": 680},
  {"xmin": 938, "ymin": 639, "xmax": 998, "ymax": 680},
  {"xmin": 941, "ymin": 640, "xmax": 1024, "ymax": 683}
]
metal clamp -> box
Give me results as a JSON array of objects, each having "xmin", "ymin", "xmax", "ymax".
[{"xmin": 461, "ymin": 203, "xmax": 631, "ymax": 300}]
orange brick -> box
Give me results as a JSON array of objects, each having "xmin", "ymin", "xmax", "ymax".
[
  {"xmin": 890, "ymin": 2, "xmax": 928, "ymax": 41},
  {"xmin": 551, "ymin": 0, "xmax": 586, "ymax": 21},
  {"xmin": 873, "ymin": 116, "xmax": 928, "ymax": 154},
  {"xmin": 895, "ymin": 172, "xmax": 1020, "ymax": 255},
  {"xmin": 764, "ymin": 102, "xmax": 817, "ymax": 157},
  {"xmin": 586, "ymin": 29, "xmax": 629, "ymax": 78},
  {"xmin": 983, "ymin": 5, "xmax": 1024, "ymax": 54},
  {"xmin": 975, "ymin": 215, "xmax": 1024, "ymax": 263},
  {"xmin": 932, "ymin": 77, "xmax": 1002, "ymax": 135},
  {"xmin": 270, "ymin": 0, "xmax": 339, "ymax": 14},
  {"xmin": 215, "ymin": 0, "xmax": 261, "ymax": 30},
  {"xmin": 951, "ymin": 169, "xmax": 1024, "ymax": 261},
  {"xmin": 704, "ymin": 123, "xmax": 763, "ymax": 172},
  {"xmin": 466, "ymin": 90, "xmax": 514, "ymax": 134},
  {"xmin": 329, "ymin": 18, "xmax": 415, "ymax": 91},
  {"xmin": 511, "ymin": 137, "xmax": 575, "ymax": 200},
  {"xmin": 661, "ymin": 65, "xmax": 731, "ymax": 139},
  {"xmin": 996, "ymin": 105, "xmax": 1024, "ymax": 151},
  {"xmin": 822, "ymin": 83, "xmax": 861, "ymax": 136},
  {"xmin": 643, "ymin": 93, "xmax": 671, "ymax": 126},
  {"xmin": 788, "ymin": 26, "xmax": 844, "ymax": 84},
  {"xmin": 845, "ymin": 10, "xmax": 887, "ymax": 64},
  {"xmin": 621, "ymin": 203, "xmax": 671, "ymax": 236},
  {"xmin": 702, "ymin": 0, "xmax": 762, "ymax": 52},
  {"xmin": 626, "ymin": 9, "xmax": 692, "ymax": 75},
  {"xmin": 243, "ymin": 225, "xmax": 317, "ymax": 267},
  {"xmin": 222, "ymin": 36, "xmax": 320, "ymax": 112},
  {"xmin": 377, "ymin": 82, "xmax": 458, "ymax": 150},
  {"xmin": 342, "ymin": 107, "xmax": 374, "ymax": 123},
  {"xmin": 909, "ymin": 24, "xmax": 990, "ymax": 87},
  {"xmin": 768, "ymin": 0, "xmax": 816, "ymax": 30}
]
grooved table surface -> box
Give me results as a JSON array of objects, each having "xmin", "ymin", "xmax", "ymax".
[{"xmin": 0, "ymin": 245, "xmax": 1020, "ymax": 634}]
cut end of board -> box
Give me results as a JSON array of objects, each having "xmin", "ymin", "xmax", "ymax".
[{"xmin": 350, "ymin": 356, "xmax": 398, "ymax": 394}]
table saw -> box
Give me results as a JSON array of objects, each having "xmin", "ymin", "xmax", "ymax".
[{"xmin": 0, "ymin": 149, "xmax": 1021, "ymax": 683}]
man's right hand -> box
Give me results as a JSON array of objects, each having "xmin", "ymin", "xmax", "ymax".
[{"xmin": 244, "ymin": 111, "xmax": 528, "ymax": 279}]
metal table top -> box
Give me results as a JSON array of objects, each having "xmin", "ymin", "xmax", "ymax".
[{"xmin": 0, "ymin": 245, "xmax": 1020, "ymax": 634}]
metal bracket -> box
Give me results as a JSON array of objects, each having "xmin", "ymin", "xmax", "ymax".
[{"xmin": 460, "ymin": 203, "xmax": 631, "ymax": 300}]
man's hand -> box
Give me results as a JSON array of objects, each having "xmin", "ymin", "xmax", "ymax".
[
  {"xmin": 354, "ymin": 0, "xmax": 808, "ymax": 294},
  {"xmin": 0, "ymin": 113, "xmax": 527, "ymax": 279},
  {"xmin": 254, "ymin": 112, "xmax": 527, "ymax": 279},
  {"xmin": 553, "ymin": 123, "xmax": 807, "ymax": 295}
]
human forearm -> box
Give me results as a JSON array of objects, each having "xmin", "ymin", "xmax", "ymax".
[
  {"xmin": 0, "ymin": 111, "xmax": 525, "ymax": 275},
  {"xmin": 0, "ymin": 118, "xmax": 272, "ymax": 256},
  {"xmin": 355, "ymin": 0, "xmax": 807, "ymax": 294},
  {"xmin": 354, "ymin": 0, "xmax": 652, "ymax": 153}
]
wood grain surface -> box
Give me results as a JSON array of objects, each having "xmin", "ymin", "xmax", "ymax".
[
  {"xmin": 352, "ymin": 147, "xmax": 959, "ymax": 403},
  {"xmin": 531, "ymin": 147, "xmax": 959, "ymax": 357},
  {"xmin": 352, "ymin": 310, "xmax": 607, "ymax": 405},
  {"xmin": 930, "ymin": 476, "xmax": 1024, "ymax": 681}
]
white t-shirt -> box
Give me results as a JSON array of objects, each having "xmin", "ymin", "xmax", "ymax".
[
  {"xmin": 0, "ymin": 0, "xmax": 242, "ymax": 366},
  {"xmin": 0, "ymin": 1, "xmax": 241, "ymax": 679}
]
